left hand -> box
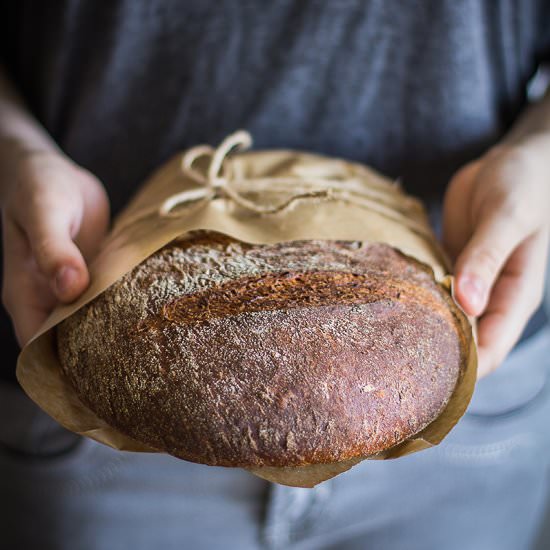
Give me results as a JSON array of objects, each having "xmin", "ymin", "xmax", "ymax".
[{"xmin": 443, "ymin": 136, "xmax": 550, "ymax": 378}]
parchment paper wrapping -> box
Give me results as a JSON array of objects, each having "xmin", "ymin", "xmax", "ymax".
[{"xmin": 17, "ymin": 131, "xmax": 477, "ymax": 488}]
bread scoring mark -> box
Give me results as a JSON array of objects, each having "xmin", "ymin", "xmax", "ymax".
[{"xmin": 162, "ymin": 271, "xmax": 391, "ymax": 324}]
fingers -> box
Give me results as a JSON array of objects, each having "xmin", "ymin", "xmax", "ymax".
[
  {"xmin": 13, "ymin": 189, "xmax": 89, "ymax": 303},
  {"xmin": 449, "ymin": 145, "xmax": 549, "ymax": 318},
  {"xmin": 75, "ymin": 169, "xmax": 111, "ymax": 261},
  {"xmin": 442, "ymin": 161, "xmax": 480, "ymax": 262},
  {"xmin": 443, "ymin": 145, "xmax": 549, "ymax": 377},
  {"xmin": 1, "ymin": 217, "xmax": 57, "ymax": 345},
  {"xmin": 475, "ymin": 229, "xmax": 549, "ymax": 378},
  {"xmin": 453, "ymin": 196, "xmax": 537, "ymax": 317}
]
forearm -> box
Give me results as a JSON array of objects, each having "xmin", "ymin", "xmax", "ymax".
[{"xmin": 0, "ymin": 65, "xmax": 59, "ymax": 200}]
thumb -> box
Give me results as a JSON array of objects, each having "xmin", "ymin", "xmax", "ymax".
[
  {"xmin": 22, "ymin": 207, "xmax": 89, "ymax": 303},
  {"xmin": 454, "ymin": 207, "xmax": 530, "ymax": 317}
]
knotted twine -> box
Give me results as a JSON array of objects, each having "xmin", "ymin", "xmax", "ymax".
[{"xmin": 114, "ymin": 130, "xmax": 434, "ymax": 242}]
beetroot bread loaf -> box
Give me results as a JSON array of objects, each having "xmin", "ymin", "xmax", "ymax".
[{"xmin": 56, "ymin": 231, "xmax": 469, "ymax": 468}]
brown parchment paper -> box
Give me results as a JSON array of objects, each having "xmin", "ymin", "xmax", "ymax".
[{"xmin": 17, "ymin": 132, "xmax": 477, "ymax": 488}]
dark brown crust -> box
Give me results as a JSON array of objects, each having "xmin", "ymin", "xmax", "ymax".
[{"xmin": 56, "ymin": 231, "xmax": 469, "ymax": 467}]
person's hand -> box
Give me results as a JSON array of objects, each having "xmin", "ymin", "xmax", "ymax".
[
  {"xmin": 1, "ymin": 150, "xmax": 110, "ymax": 346},
  {"xmin": 443, "ymin": 136, "xmax": 550, "ymax": 378}
]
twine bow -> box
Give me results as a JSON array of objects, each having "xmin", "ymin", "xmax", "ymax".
[
  {"xmin": 113, "ymin": 130, "xmax": 433, "ymax": 241},
  {"xmin": 159, "ymin": 130, "xmax": 372, "ymax": 218}
]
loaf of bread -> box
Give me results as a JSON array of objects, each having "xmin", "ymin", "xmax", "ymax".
[{"xmin": 56, "ymin": 230, "xmax": 469, "ymax": 470}]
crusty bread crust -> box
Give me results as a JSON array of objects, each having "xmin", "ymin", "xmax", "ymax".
[{"xmin": 56, "ymin": 231, "xmax": 468, "ymax": 467}]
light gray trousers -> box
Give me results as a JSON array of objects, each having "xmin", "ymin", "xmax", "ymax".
[{"xmin": 2, "ymin": 327, "xmax": 550, "ymax": 550}]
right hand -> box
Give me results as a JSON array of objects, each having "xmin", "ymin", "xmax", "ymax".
[{"xmin": 1, "ymin": 150, "xmax": 110, "ymax": 346}]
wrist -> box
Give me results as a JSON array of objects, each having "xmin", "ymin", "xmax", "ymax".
[
  {"xmin": 0, "ymin": 135, "xmax": 59, "ymax": 165},
  {"xmin": 485, "ymin": 131, "xmax": 550, "ymax": 178},
  {"xmin": 497, "ymin": 131, "xmax": 550, "ymax": 163},
  {"xmin": 519, "ymin": 132, "xmax": 550, "ymax": 165}
]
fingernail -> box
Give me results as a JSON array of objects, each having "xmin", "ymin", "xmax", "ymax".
[
  {"xmin": 459, "ymin": 274, "xmax": 486, "ymax": 314},
  {"xmin": 54, "ymin": 266, "xmax": 78, "ymax": 298}
]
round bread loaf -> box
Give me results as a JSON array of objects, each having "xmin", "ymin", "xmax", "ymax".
[{"xmin": 56, "ymin": 231, "xmax": 469, "ymax": 468}]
